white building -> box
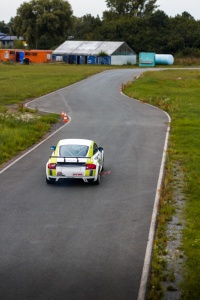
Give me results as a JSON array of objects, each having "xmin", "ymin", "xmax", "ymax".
[{"xmin": 53, "ymin": 41, "xmax": 136, "ymax": 65}]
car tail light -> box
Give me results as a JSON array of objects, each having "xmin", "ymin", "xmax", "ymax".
[
  {"xmin": 48, "ymin": 163, "xmax": 56, "ymax": 169},
  {"xmin": 86, "ymin": 164, "xmax": 96, "ymax": 170}
]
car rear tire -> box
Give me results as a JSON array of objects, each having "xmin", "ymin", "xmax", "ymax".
[
  {"xmin": 101, "ymin": 159, "xmax": 104, "ymax": 172},
  {"xmin": 87, "ymin": 171, "xmax": 100, "ymax": 185},
  {"xmin": 93, "ymin": 170, "xmax": 100, "ymax": 185},
  {"xmin": 46, "ymin": 177, "xmax": 56, "ymax": 184},
  {"xmin": 93, "ymin": 178, "xmax": 100, "ymax": 185}
]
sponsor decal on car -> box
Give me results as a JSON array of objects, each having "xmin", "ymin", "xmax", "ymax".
[{"xmin": 57, "ymin": 171, "xmax": 64, "ymax": 176}]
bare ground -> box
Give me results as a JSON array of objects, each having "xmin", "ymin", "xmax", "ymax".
[{"xmin": 161, "ymin": 164, "xmax": 186, "ymax": 299}]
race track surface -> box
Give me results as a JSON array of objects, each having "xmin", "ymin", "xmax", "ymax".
[{"xmin": 0, "ymin": 69, "xmax": 169, "ymax": 300}]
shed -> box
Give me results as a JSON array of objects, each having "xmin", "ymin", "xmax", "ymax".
[{"xmin": 53, "ymin": 41, "xmax": 136, "ymax": 65}]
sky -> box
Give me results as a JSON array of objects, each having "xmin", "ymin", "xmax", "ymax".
[{"xmin": 0, "ymin": 0, "xmax": 199, "ymax": 23}]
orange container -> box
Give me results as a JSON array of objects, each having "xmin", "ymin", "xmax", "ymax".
[
  {"xmin": 0, "ymin": 49, "xmax": 16, "ymax": 61},
  {"xmin": 0, "ymin": 49, "xmax": 52, "ymax": 63},
  {"xmin": 24, "ymin": 50, "xmax": 52, "ymax": 63}
]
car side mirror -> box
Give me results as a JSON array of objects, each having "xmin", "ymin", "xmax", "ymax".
[
  {"xmin": 98, "ymin": 147, "xmax": 103, "ymax": 152},
  {"xmin": 51, "ymin": 146, "xmax": 56, "ymax": 151}
]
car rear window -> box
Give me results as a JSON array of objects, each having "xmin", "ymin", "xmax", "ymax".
[{"xmin": 59, "ymin": 145, "xmax": 89, "ymax": 157}]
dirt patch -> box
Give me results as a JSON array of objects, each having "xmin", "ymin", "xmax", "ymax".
[{"xmin": 161, "ymin": 164, "xmax": 185, "ymax": 299}]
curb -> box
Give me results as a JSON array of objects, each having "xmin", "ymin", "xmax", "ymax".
[
  {"xmin": 120, "ymin": 87, "xmax": 171, "ymax": 300},
  {"xmin": 137, "ymin": 119, "xmax": 170, "ymax": 300}
]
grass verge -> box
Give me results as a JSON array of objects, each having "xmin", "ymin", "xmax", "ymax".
[
  {"xmin": 0, "ymin": 106, "xmax": 59, "ymax": 165},
  {"xmin": 123, "ymin": 69, "xmax": 200, "ymax": 299}
]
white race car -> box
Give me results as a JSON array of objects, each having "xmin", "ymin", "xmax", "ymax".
[{"xmin": 46, "ymin": 139, "xmax": 104, "ymax": 185}]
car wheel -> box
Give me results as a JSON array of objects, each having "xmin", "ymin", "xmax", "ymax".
[
  {"xmin": 87, "ymin": 179, "xmax": 94, "ymax": 183},
  {"xmin": 46, "ymin": 177, "xmax": 56, "ymax": 184},
  {"xmin": 93, "ymin": 170, "xmax": 100, "ymax": 185},
  {"xmin": 87, "ymin": 170, "xmax": 100, "ymax": 185},
  {"xmin": 101, "ymin": 159, "xmax": 104, "ymax": 172}
]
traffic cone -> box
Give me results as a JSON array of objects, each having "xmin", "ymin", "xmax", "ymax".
[{"xmin": 63, "ymin": 116, "xmax": 68, "ymax": 123}]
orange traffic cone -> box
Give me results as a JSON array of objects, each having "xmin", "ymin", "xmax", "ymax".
[{"xmin": 63, "ymin": 116, "xmax": 68, "ymax": 123}]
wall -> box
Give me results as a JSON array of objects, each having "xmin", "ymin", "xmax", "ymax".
[{"xmin": 111, "ymin": 55, "xmax": 136, "ymax": 65}]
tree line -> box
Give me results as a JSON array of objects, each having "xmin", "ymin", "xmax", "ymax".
[{"xmin": 0, "ymin": 0, "xmax": 200, "ymax": 56}]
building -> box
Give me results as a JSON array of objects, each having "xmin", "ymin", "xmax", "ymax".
[
  {"xmin": 0, "ymin": 32, "xmax": 24, "ymax": 48},
  {"xmin": 52, "ymin": 41, "xmax": 136, "ymax": 65}
]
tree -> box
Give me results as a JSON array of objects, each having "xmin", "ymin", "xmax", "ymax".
[
  {"xmin": 14, "ymin": 39, "xmax": 26, "ymax": 49},
  {"xmin": 105, "ymin": 0, "xmax": 158, "ymax": 17},
  {"xmin": 0, "ymin": 21, "xmax": 7, "ymax": 33},
  {"xmin": 168, "ymin": 12, "xmax": 200, "ymax": 53},
  {"xmin": 13, "ymin": 0, "xmax": 73, "ymax": 49},
  {"xmin": 72, "ymin": 14, "xmax": 102, "ymax": 40}
]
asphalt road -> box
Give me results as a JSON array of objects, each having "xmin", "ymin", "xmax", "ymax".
[{"xmin": 0, "ymin": 69, "xmax": 169, "ymax": 300}]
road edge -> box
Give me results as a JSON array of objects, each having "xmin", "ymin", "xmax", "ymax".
[
  {"xmin": 121, "ymin": 89, "xmax": 171, "ymax": 300},
  {"xmin": 137, "ymin": 112, "xmax": 171, "ymax": 300}
]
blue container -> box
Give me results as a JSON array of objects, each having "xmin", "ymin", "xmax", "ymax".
[
  {"xmin": 63, "ymin": 55, "xmax": 68, "ymax": 63},
  {"xmin": 77, "ymin": 55, "xmax": 85, "ymax": 64},
  {"xmin": 97, "ymin": 56, "xmax": 111, "ymax": 65},
  {"xmin": 87, "ymin": 55, "xmax": 96, "ymax": 64},
  {"xmin": 139, "ymin": 52, "xmax": 155, "ymax": 67},
  {"xmin": 155, "ymin": 54, "xmax": 174, "ymax": 65},
  {"xmin": 19, "ymin": 51, "xmax": 24, "ymax": 63}
]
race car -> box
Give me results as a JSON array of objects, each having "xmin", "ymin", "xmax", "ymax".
[{"xmin": 46, "ymin": 139, "xmax": 104, "ymax": 185}]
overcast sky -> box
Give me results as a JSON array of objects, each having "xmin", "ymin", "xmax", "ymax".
[{"xmin": 0, "ymin": 0, "xmax": 199, "ymax": 23}]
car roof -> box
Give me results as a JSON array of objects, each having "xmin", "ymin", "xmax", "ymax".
[{"xmin": 58, "ymin": 139, "xmax": 93, "ymax": 146}]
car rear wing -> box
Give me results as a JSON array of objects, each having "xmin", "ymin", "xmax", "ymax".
[{"xmin": 49, "ymin": 156, "xmax": 91, "ymax": 163}]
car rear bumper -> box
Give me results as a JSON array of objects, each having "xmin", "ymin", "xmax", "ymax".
[{"xmin": 47, "ymin": 175, "xmax": 96, "ymax": 182}]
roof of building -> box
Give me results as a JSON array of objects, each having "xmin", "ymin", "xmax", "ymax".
[
  {"xmin": 0, "ymin": 33, "xmax": 23, "ymax": 41},
  {"xmin": 53, "ymin": 41, "xmax": 136, "ymax": 56},
  {"xmin": 0, "ymin": 32, "xmax": 6, "ymax": 40}
]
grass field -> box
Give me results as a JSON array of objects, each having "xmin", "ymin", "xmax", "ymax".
[{"xmin": 124, "ymin": 69, "xmax": 200, "ymax": 299}]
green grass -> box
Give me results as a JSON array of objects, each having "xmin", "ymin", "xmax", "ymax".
[
  {"xmin": 0, "ymin": 110, "xmax": 59, "ymax": 165},
  {"xmin": 147, "ymin": 161, "xmax": 175, "ymax": 299},
  {"xmin": 123, "ymin": 69, "xmax": 200, "ymax": 299}
]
